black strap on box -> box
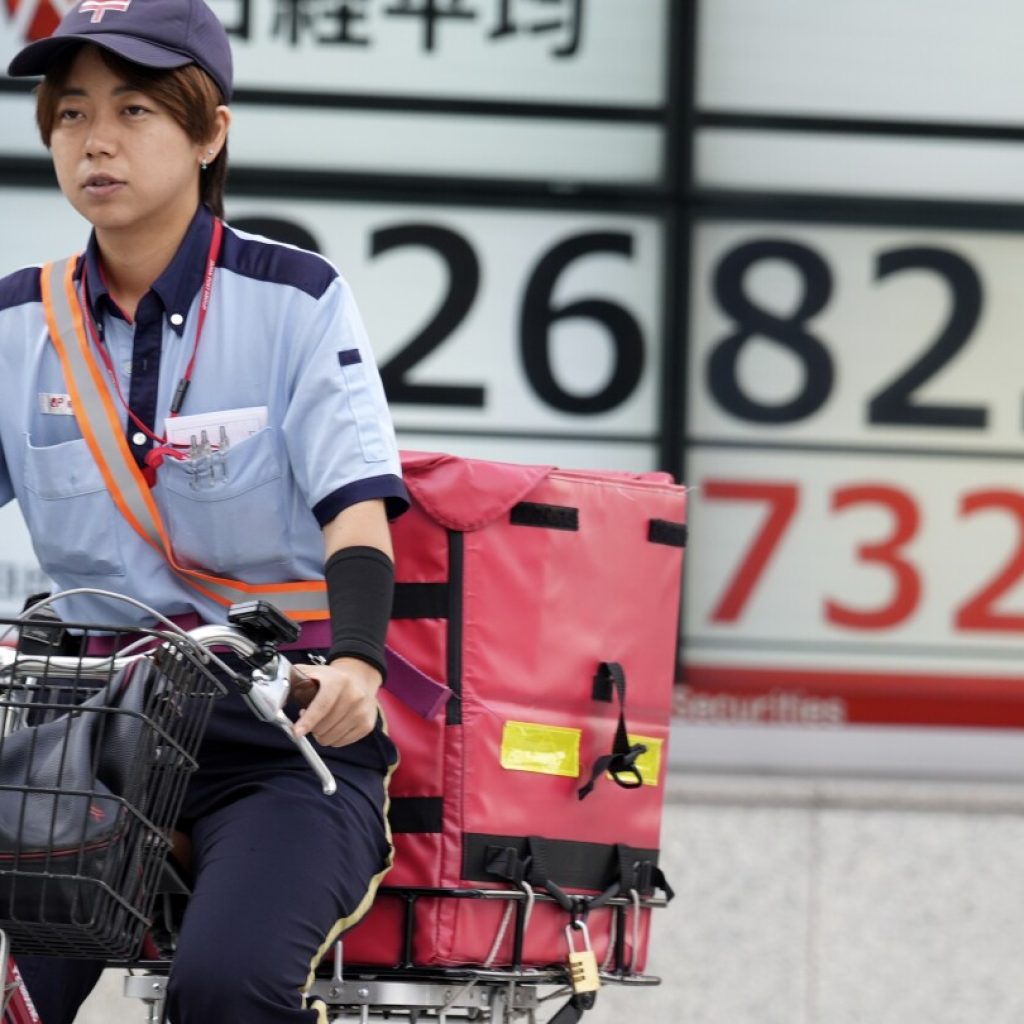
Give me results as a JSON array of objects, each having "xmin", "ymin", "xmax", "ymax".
[
  {"xmin": 578, "ymin": 661, "xmax": 647, "ymax": 800},
  {"xmin": 647, "ymin": 517, "xmax": 687, "ymax": 548},
  {"xmin": 616, "ymin": 844, "xmax": 675, "ymax": 903},
  {"xmin": 480, "ymin": 837, "xmax": 673, "ymax": 910},
  {"xmin": 548, "ymin": 991, "xmax": 598, "ymax": 1024}
]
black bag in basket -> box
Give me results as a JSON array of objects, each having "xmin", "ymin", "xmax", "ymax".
[{"xmin": 0, "ymin": 660, "xmax": 157, "ymax": 926}]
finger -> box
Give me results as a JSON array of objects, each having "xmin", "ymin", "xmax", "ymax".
[
  {"xmin": 316, "ymin": 722, "xmax": 369, "ymax": 748},
  {"xmin": 313, "ymin": 703, "xmax": 376, "ymax": 748},
  {"xmin": 293, "ymin": 686, "xmax": 332, "ymax": 738},
  {"xmin": 312, "ymin": 708, "xmax": 363, "ymax": 747}
]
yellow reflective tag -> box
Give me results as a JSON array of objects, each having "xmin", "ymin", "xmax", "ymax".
[
  {"xmin": 500, "ymin": 721, "xmax": 581, "ymax": 778},
  {"xmin": 608, "ymin": 734, "xmax": 663, "ymax": 787}
]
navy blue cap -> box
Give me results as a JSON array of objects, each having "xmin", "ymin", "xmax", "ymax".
[{"xmin": 7, "ymin": 0, "xmax": 232, "ymax": 101}]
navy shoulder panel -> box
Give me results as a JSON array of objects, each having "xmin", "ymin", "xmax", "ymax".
[
  {"xmin": 0, "ymin": 267, "xmax": 42, "ymax": 314},
  {"xmin": 220, "ymin": 225, "xmax": 337, "ymax": 300}
]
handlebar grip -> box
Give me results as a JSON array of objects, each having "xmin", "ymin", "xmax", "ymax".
[{"xmin": 288, "ymin": 665, "xmax": 320, "ymax": 709}]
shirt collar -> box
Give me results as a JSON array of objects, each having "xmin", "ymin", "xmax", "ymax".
[{"xmin": 78, "ymin": 205, "xmax": 216, "ymax": 337}]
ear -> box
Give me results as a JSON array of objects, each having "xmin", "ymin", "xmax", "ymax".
[{"xmin": 203, "ymin": 105, "xmax": 232, "ymax": 162}]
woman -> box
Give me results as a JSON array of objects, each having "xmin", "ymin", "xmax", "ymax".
[{"xmin": 2, "ymin": 1, "xmax": 407, "ymax": 1020}]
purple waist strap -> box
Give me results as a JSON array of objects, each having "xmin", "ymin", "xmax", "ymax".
[{"xmin": 85, "ymin": 615, "xmax": 449, "ymax": 720}]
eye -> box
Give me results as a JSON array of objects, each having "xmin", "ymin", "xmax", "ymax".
[
  {"xmin": 123, "ymin": 104, "xmax": 150, "ymax": 117},
  {"xmin": 56, "ymin": 108, "xmax": 83, "ymax": 123}
]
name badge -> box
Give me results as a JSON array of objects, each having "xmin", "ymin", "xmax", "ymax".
[{"xmin": 38, "ymin": 393, "xmax": 74, "ymax": 416}]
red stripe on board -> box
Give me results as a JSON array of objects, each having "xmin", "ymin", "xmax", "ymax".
[
  {"xmin": 679, "ymin": 664, "xmax": 1024, "ymax": 730},
  {"xmin": 27, "ymin": 0, "xmax": 61, "ymax": 38}
]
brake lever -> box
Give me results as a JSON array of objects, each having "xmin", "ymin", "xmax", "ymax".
[{"xmin": 241, "ymin": 655, "xmax": 337, "ymax": 796}]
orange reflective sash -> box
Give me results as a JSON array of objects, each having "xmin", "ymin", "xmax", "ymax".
[{"xmin": 40, "ymin": 255, "xmax": 328, "ymax": 622}]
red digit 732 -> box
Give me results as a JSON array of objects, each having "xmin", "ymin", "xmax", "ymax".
[{"xmin": 704, "ymin": 480, "xmax": 1024, "ymax": 632}]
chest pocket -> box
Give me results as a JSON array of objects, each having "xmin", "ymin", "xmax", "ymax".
[
  {"xmin": 159, "ymin": 427, "xmax": 290, "ymax": 574},
  {"xmin": 22, "ymin": 435, "xmax": 126, "ymax": 577}
]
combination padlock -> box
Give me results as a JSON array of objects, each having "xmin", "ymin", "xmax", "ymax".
[{"xmin": 565, "ymin": 921, "xmax": 601, "ymax": 994}]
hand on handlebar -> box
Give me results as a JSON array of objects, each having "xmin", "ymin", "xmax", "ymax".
[{"xmin": 291, "ymin": 658, "xmax": 383, "ymax": 748}]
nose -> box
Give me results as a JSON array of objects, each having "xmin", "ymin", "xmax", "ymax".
[{"xmin": 83, "ymin": 110, "xmax": 118, "ymax": 159}]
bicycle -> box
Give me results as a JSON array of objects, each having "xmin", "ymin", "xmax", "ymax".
[{"xmin": 0, "ymin": 592, "xmax": 668, "ymax": 1023}]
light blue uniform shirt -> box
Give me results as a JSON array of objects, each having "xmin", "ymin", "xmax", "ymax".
[{"xmin": 0, "ymin": 205, "xmax": 408, "ymax": 628}]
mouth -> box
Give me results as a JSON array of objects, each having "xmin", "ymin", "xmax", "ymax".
[{"xmin": 82, "ymin": 174, "xmax": 125, "ymax": 195}]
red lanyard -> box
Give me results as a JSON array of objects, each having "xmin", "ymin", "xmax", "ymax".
[{"xmin": 79, "ymin": 217, "xmax": 224, "ymax": 451}]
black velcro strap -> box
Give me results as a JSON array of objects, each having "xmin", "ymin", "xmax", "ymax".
[
  {"xmin": 579, "ymin": 662, "xmax": 647, "ymax": 800},
  {"xmin": 617, "ymin": 846, "xmax": 674, "ymax": 902},
  {"xmin": 445, "ymin": 530, "xmax": 464, "ymax": 726},
  {"xmin": 386, "ymin": 797, "xmax": 443, "ymax": 834},
  {"xmin": 549, "ymin": 992, "xmax": 597, "ymax": 1024},
  {"xmin": 648, "ymin": 518, "xmax": 687, "ymax": 548},
  {"xmin": 649, "ymin": 863, "xmax": 675, "ymax": 902},
  {"xmin": 464, "ymin": 834, "xmax": 659, "ymax": 893},
  {"xmin": 592, "ymin": 667, "xmax": 614, "ymax": 702},
  {"xmin": 391, "ymin": 582, "xmax": 449, "ymax": 620},
  {"xmin": 510, "ymin": 502, "xmax": 579, "ymax": 531},
  {"xmin": 578, "ymin": 748, "xmax": 644, "ymax": 801},
  {"xmin": 484, "ymin": 844, "xmax": 528, "ymax": 886}
]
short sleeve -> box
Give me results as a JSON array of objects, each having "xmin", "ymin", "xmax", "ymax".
[{"xmin": 281, "ymin": 275, "xmax": 408, "ymax": 526}]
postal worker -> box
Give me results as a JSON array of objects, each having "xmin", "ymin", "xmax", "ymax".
[{"xmin": 1, "ymin": 0, "xmax": 407, "ymax": 1019}]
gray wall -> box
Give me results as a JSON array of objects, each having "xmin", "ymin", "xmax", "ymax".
[{"xmin": 614, "ymin": 771, "xmax": 1024, "ymax": 1024}]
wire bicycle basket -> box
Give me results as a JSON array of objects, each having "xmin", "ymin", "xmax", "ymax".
[{"xmin": 0, "ymin": 619, "xmax": 222, "ymax": 960}]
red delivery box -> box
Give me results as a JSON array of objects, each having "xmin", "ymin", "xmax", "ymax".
[{"xmin": 343, "ymin": 451, "xmax": 684, "ymax": 971}]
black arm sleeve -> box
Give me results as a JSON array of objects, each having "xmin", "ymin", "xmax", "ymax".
[{"xmin": 324, "ymin": 545, "xmax": 394, "ymax": 678}]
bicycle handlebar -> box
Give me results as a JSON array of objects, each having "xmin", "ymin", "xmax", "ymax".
[
  {"xmin": 0, "ymin": 621, "xmax": 338, "ymax": 797},
  {"xmin": 190, "ymin": 625, "xmax": 337, "ymax": 797}
]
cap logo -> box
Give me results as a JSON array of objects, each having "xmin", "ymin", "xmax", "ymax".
[{"xmin": 78, "ymin": 0, "xmax": 132, "ymax": 23}]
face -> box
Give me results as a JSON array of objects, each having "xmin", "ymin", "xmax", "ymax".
[{"xmin": 49, "ymin": 45, "xmax": 212, "ymax": 239}]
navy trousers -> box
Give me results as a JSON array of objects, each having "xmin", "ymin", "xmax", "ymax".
[{"xmin": 17, "ymin": 713, "xmax": 393, "ymax": 1023}]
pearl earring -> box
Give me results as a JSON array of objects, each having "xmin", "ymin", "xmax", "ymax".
[{"xmin": 200, "ymin": 148, "xmax": 214, "ymax": 171}]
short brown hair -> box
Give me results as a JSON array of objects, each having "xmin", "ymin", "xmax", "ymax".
[{"xmin": 36, "ymin": 45, "xmax": 229, "ymax": 218}]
